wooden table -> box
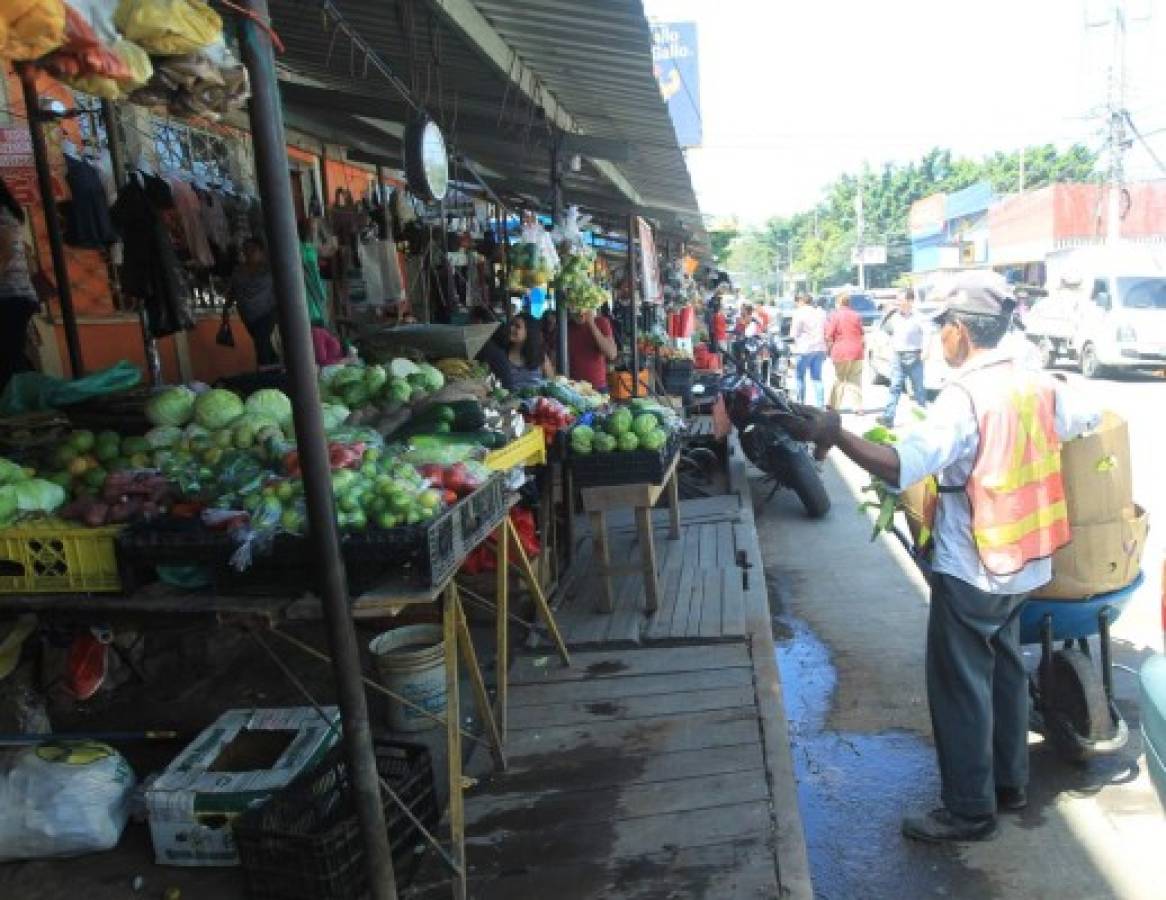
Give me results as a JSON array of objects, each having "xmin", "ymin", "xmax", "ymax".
[
  {"xmin": 0, "ymin": 515, "xmax": 570, "ymax": 900},
  {"xmin": 579, "ymin": 453, "xmax": 682, "ymax": 613}
]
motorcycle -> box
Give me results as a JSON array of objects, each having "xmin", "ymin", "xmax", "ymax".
[{"xmin": 691, "ymin": 338, "xmax": 831, "ymax": 518}]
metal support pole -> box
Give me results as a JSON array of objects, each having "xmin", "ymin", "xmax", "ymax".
[
  {"xmin": 551, "ymin": 138, "xmax": 568, "ymax": 376},
  {"xmin": 19, "ymin": 66, "xmax": 84, "ymax": 378},
  {"xmin": 628, "ymin": 213, "xmax": 639, "ymax": 397},
  {"xmin": 237, "ymin": 6, "xmax": 398, "ymax": 899},
  {"xmin": 101, "ymin": 100, "xmax": 161, "ymax": 385}
]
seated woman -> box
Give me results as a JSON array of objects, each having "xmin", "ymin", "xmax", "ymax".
[{"xmin": 501, "ymin": 313, "xmax": 553, "ymax": 389}]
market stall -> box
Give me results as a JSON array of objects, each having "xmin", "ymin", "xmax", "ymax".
[{"xmin": 0, "ymin": 2, "xmax": 714, "ymax": 898}]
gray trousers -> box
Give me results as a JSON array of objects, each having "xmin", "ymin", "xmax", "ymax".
[{"xmin": 927, "ymin": 573, "xmax": 1029, "ymax": 818}]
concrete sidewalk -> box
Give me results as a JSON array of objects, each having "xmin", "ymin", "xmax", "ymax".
[{"xmin": 758, "ymin": 451, "xmax": 1166, "ymax": 899}]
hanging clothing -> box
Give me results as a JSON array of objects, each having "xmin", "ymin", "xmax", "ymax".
[
  {"xmin": 62, "ymin": 154, "xmax": 117, "ymax": 248},
  {"xmin": 111, "ymin": 173, "xmax": 193, "ymax": 338},
  {"xmin": 166, "ymin": 175, "xmax": 214, "ymax": 267},
  {"xmin": 199, "ymin": 188, "xmax": 231, "ymax": 253},
  {"xmin": 299, "ymin": 241, "xmax": 329, "ymax": 324}
]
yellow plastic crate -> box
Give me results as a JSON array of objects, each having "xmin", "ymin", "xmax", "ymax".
[
  {"xmin": 485, "ymin": 426, "xmax": 547, "ymax": 471},
  {"xmin": 0, "ymin": 520, "xmax": 124, "ymax": 594}
]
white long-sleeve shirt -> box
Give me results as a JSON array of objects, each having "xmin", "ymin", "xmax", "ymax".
[{"xmin": 894, "ymin": 349, "xmax": 1101, "ymax": 594}]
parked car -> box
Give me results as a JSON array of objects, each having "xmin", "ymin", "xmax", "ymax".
[
  {"xmin": 867, "ymin": 305, "xmax": 1039, "ymax": 394},
  {"xmin": 819, "ymin": 291, "xmax": 882, "ymax": 328},
  {"xmin": 1138, "ymin": 560, "xmax": 1166, "ymax": 810},
  {"xmin": 1023, "ymin": 246, "xmax": 1166, "ymax": 378}
]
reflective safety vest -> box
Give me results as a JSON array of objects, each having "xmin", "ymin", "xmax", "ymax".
[{"xmin": 951, "ymin": 360, "xmax": 1071, "ymax": 576}]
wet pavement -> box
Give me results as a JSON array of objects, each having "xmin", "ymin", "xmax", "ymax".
[{"xmin": 775, "ymin": 615, "xmax": 994, "ymax": 900}]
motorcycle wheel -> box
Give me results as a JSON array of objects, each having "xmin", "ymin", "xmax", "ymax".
[{"xmin": 787, "ymin": 449, "xmax": 831, "ymax": 518}]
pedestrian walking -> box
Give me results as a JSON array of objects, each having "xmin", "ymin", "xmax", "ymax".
[
  {"xmin": 790, "ymin": 292, "xmax": 827, "ymax": 407},
  {"xmin": 784, "ymin": 271, "xmax": 1100, "ymax": 843},
  {"xmin": 880, "ymin": 287, "xmax": 928, "ymax": 426},
  {"xmin": 825, "ymin": 291, "xmax": 864, "ymax": 412}
]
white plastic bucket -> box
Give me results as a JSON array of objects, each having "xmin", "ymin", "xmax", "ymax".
[{"xmin": 369, "ymin": 625, "xmax": 446, "ymax": 732}]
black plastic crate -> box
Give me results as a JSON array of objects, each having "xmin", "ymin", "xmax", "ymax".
[
  {"xmin": 117, "ymin": 476, "xmax": 507, "ymax": 595},
  {"xmin": 569, "ymin": 434, "xmax": 679, "ymax": 487},
  {"xmin": 234, "ymin": 738, "xmax": 438, "ymax": 900}
]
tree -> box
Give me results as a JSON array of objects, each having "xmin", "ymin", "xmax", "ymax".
[{"xmin": 735, "ymin": 143, "xmax": 1097, "ymax": 289}]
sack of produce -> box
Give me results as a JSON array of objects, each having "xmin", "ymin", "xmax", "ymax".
[{"xmin": 0, "ymin": 742, "xmax": 136, "ymax": 861}]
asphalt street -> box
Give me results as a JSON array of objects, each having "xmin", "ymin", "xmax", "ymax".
[{"xmin": 758, "ymin": 362, "xmax": 1165, "ymax": 900}]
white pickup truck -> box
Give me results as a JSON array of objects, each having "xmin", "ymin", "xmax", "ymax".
[{"xmin": 1024, "ymin": 247, "xmax": 1166, "ymax": 378}]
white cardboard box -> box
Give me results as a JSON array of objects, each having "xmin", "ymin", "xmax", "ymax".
[{"xmin": 147, "ymin": 706, "xmax": 339, "ymax": 866}]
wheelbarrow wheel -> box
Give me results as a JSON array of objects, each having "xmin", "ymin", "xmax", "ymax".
[{"xmin": 1044, "ymin": 647, "xmax": 1111, "ymax": 761}]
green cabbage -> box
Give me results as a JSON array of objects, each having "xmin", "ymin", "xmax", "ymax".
[
  {"xmin": 415, "ymin": 364, "xmax": 445, "ymax": 392},
  {"xmin": 244, "ymin": 388, "xmax": 293, "ymax": 426},
  {"xmin": 193, "ymin": 389, "xmax": 245, "ymax": 431},
  {"xmin": 145, "ymin": 386, "xmax": 197, "ymax": 427},
  {"xmin": 321, "ymin": 403, "xmax": 351, "ymax": 431},
  {"xmin": 145, "ymin": 426, "xmax": 184, "ymax": 449},
  {"xmin": 389, "ymin": 358, "xmax": 420, "ymax": 378},
  {"xmin": 3, "ymin": 478, "xmax": 66, "ymax": 514},
  {"xmin": 0, "ymin": 458, "xmax": 31, "ymax": 486}
]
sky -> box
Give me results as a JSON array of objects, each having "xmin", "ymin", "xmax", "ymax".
[{"xmin": 643, "ymin": 0, "xmax": 1166, "ymax": 224}]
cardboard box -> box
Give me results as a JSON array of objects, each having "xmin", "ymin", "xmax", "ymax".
[
  {"xmin": 1060, "ymin": 411, "xmax": 1133, "ymax": 526},
  {"xmin": 147, "ymin": 707, "xmax": 339, "ymax": 866},
  {"xmin": 1035, "ymin": 505, "xmax": 1149, "ymax": 600}
]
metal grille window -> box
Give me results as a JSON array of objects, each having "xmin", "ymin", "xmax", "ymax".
[
  {"xmin": 153, "ymin": 119, "xmax": 234, "ymax": 184},
  {"xmin": 74, "ymin": 94, "xmax": 108, "ymax": 150}
]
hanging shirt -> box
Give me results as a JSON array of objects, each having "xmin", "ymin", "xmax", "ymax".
[
  {"xmin": 62, "ymin": 155, "xmax": 117, "ymax": 248},
  {"xmin": 166, "ymin": 176, "xmax": 214, "ymax": 267}
]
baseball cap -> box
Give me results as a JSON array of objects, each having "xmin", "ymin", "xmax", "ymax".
[{"xmin": 930, "ymin": 270, "xmax": 1017, "ymax": 319}]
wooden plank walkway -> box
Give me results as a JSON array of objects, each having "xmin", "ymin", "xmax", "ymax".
[
  {"xmin": 544, "ymin": 495, "xmax": 750, "ymax": 646},
  {"xmin": 406, "ymin": 644, "xmax": 780, "ymax": 900}
]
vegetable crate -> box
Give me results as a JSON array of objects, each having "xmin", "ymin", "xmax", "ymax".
[
  {"xmin": 0, "ymin": 521, "xmax": 124, "ymax": 593},
  {"xmin": 234, "ymin": 738, "xmax": 438, "ymax": 899},
  {"xmin": 570, "ymin": 436, "xmax": 680, "ymax": 487},
  {"xmin": 485, "ymin": 427, "xmax": 546, "ymax": 471}
]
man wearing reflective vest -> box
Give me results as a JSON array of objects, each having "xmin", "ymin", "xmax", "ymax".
[{"xmin": 783, "ymin": 271, "xmax": 1100, "ymax": 842}]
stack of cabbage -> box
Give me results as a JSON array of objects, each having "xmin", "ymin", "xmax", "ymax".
[
  {"xmin": 569, "ymin": 400, "xmax": 675, "ymax": 456},
  {"xmin": 554, "ymin": 248, "xmax": 609, "ymax": 312}
]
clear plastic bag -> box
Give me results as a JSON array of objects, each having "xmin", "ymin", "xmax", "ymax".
[{"xmin": 0, "ymin": 742, "xmax": 136, "ymax": 861}]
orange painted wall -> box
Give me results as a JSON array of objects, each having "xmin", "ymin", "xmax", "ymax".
[
  {"xmin": 185, "ymin": 316, "xmax": 261, "ymax": 382},
  {"xmin": 51, "ymin": 319, "xmax": 182, "ymax": 382}
]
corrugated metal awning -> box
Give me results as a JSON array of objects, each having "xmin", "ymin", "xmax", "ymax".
[{"xmin": 264, "ymin": 0, "xmax": 707, "ymax": 253}]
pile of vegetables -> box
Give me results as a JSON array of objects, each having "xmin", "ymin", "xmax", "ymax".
[
  {"xmin": 554, "ymin": 248, "xmax": 609, "ymax": 312},
  {"xmin": 0, "ymin": 457, "xmax": 67, "ymax": 528},
  {"xmin": 569, "ymin": 399, "xmax": 676, "ymax": 456},
  {"xmin": 59, "ymin": 470, "xmax": 174, "ymax": 528}
]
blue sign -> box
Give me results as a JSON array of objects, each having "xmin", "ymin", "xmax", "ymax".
[{"xmin": 651, "ymin": 22, "xmax": 702, "ymax": 148}]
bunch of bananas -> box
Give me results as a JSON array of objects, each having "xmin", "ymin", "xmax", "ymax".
[{"xmin": 436, "ymin": 358, "xmax": 478, "ymax": 380}]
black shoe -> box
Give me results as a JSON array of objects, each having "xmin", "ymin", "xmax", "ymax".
[
  {"xmin": 996, "ymin": 786, "xmax": 1027, "ymax": 812},
  {"xmin": 901, "ymin": 808, "xmax": 998, "ymax": 843}
]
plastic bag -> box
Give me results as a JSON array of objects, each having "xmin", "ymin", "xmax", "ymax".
[
  {"xmin": 0, "ymin": 742, "xmax": 136, "ymax": 861},
  {"xmin": 0, "ymin": 361, "xmax": 141, "ymax": 416},
  {"xmin": 1, "ymin": 0, "xmax": 67, "ymax": 61},
  {"xmin": 114, "ymin": 0, "xmax": 221, "ymax": 55},
  {"xmin": 42, "ymin": 3, "xmax": 131, "ymax": 82}
]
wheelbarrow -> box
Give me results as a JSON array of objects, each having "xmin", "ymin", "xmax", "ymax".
[{"xmin": 1020, "ymin": 573, "xmax": 1143, "ymax": 762}]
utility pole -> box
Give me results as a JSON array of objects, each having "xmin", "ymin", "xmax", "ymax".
[
  {"xmin": 1087, "ymin": 0, "xmax": 1140, "ymax": 247},
  {"xmin": 1106, "ymin": 0, "xmax": 1128, "ymax": 248},
  {"xmin": 855, "ymin": 188, "xmax": 865, "ymax": 290}
]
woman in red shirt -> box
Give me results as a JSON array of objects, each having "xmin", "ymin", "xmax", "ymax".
[{"xmin": 824, "ymin": 293, "xmax": 865, "ymax": 412}]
